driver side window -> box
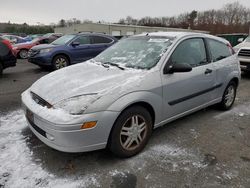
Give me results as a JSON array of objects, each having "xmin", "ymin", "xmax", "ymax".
[{"xmin": 170, "ymin": 38, "xmax": 207, "ymax": 67}]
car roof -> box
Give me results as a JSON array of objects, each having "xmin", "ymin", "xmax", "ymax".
[
  {"xmin": 135, "ymin": 32, "xmax": 229, "ymax": 44},
  {"xmin": 76, "ymin": 32, "xmax": 117, "ymax": 40}
]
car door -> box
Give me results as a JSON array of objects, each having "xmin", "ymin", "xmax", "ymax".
[
  {"xmin": 161, "ymin": 37, "xmax": 217, "ymax": 119},
  {"xmin": 89, "ymin": 36, "xmax": 113, "ymax": 57},
  {"xmin": 206, "ymin": 38, "xmax": 235, "ymax": 100},
  {"xmin": 69, "ymin": 36, "xmax": 92, "ymax": 63}
]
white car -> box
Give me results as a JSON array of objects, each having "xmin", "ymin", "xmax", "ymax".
[{"xmin": 234, "ymin": 36, "xmax": 250, "ymax": 72}]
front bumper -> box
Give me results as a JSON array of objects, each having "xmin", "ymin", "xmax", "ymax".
[
  {"xmin": 238, "ymin": 56, "xmax": 250, "ymax": 71},
  {"xmin": 2, "ymin": 55, "xmax": 16, "ymax": 69},
  {"xmin": 28, "ymin": 55, "xmax": 52, "ymax": 66},
  {"xmin": 22, "ymin": 90, "xmax": 119, "ymax": 153}
]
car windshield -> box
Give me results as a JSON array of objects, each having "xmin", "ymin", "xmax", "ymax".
[
  {"xmin": 94, "ymin": 36, "xmax": 173, "ymax": 69},
  {"xmin": 51, "ymin": 35, "xmax": 75, "ymax": 45},
  {"xmin": 2, "ymin": 36, "xmax": 10, "ymax": 40}
]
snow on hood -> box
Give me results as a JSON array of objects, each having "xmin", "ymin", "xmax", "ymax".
[
  {"xmin": 234, "ymin": 42, "xmax": 250, "ymax": 49},
  {"xmin": 30, "ymin": 61, "xmax": 146, "ymax": 105}
]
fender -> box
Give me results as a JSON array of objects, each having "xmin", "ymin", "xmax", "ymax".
[
  {"xmin": 51, "ymin": 50, "xmax": 72, "ymax": 62},
  {"xmin": 106, "ymin": 91, "xmax": 163, "ymax": 125}
]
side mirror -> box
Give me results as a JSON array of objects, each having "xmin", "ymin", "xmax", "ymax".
[
  {"xmin": 71, "ymin": 41, "xmax": 80, "ymax": 47},
  {"xmin": 164, "ymin": 63, "xmax": 192, "ymax": 74},
  {"xmin": 238, "ymin": 38, "xmax": 244, "ymax": 43}
]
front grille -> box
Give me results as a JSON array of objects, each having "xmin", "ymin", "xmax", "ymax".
[
  {"xmin": 238, "ymin": 49, "xmax": 250, "ymax": 57},
  {"xmin": 27, "ymin": 115, "xmax": 46, "ymax": 138},
  {"xmin": 28, "ymin": 49, "xmax": 39, "ymax": 57},
  {"xmin": 31, "ymin": 92, "xmax": 52, "ymax": 108}
]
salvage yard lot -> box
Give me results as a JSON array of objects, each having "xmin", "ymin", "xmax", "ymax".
[{"xmin": 0, "ymin": 60, "xmax": 250, "ymax": 187}]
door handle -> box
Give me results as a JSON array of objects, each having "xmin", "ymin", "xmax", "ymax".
[{"xmin": 204, "ymin": 68, "xmax": 213, "ymax": 74}]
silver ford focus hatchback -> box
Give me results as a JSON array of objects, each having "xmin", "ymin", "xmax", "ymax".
[{"xmin": 22, "ymin": 32, "xmax": 241, "ymax": 157}]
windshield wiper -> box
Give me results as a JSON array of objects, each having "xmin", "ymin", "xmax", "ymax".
[{"xmin": 102, "ymin": 62, "xmax": 125, "ymax": 70}]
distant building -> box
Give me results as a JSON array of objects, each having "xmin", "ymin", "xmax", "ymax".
[{"xmin": 54, "ymin": 23, "xmax": 208, "ymax": 38}]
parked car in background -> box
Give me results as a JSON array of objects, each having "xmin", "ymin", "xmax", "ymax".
[
  {"xmin": 26, "ymin": 34, "xmax": 44, "ymax": 41},
  {"xmin": 28, "ymin": 33, "xmax": 117, "ymax": 70},
  {"xmin": 42, "ymin": 33, "xmax": 63, "ymax": 38},
  {"xmin": 12, "ymin": 35, "xmax": 62, "ymax": 59},
  {"xmin": 0, "ymin": 37, "xmax": 16, "ymax": 75},
  {"xmin": 2, "ymin": 34, "xmax": 30, "ymax": 44},
  {"xmin": 218, "ymin": 33, "xmax": 248, "ymax": 47},
  {"xmin": 22, "ymin": 32, "xmax": 240, "ymax": 157},
  {"xmin": 234, "ymin": 36, "xmax": 250, "ymax": 72}
]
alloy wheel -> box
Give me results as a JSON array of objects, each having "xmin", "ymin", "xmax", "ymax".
[
  {"xmin": 120, "ymin": 115, "xmax": 148, "ymax": 151},
  {"xmin": 224, "ymin": 85, "xmax": 235, "ymax": 107},
  {"xmin": 19, "ymin": 50, "xmax": 28, "ymax": 59},
  {"xmin": 55, "ymin": 57, "xmax": 68, "ymax": 69}
]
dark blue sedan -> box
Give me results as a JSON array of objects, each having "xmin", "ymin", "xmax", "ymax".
[{"xmin": 27, "ymin": 33, "xmax": 117, "ymax": 70}]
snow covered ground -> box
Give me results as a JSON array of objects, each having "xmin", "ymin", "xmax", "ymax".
[{"xmin": 0, "ymin": 110, "xmax": 208, "ymax": 188}]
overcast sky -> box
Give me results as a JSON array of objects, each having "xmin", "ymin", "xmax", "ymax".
[{"xmin": 0, "ymin": 0, "xmax": 249, "ymax": 25}]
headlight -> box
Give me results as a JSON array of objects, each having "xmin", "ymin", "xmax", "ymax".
[
  {"xmin": 39, "ymin": 48, "xmax": 53, "ymax": 54},
  {"xmin": 54, "ymin": 94, "xmax": 99, "ymax": 115},
  {"xmin": 12, "ymin": 47, "xmax": 18, "ymax": 50}
]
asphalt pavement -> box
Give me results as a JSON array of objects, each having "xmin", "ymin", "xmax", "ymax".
[{"xmin": 0, "ymin": 60, "xmax": 250, "ymax": 188}]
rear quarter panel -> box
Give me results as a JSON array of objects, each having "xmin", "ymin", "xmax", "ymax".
[{"xmin": 213, "ymin": 54, "xmax": 240, "ymax": 99}]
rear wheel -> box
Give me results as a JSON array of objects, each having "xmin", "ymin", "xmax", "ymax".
[
  {"xmin": 52, "ymin": 55, "xmax": 69, "ymax": 70},
  {"xmin": 218, "ymin": 81, "xmax": 237, "ymax": 110},
  {"xmin": 109, "ymin": 106, "xmax": 153, "ymax": 158},
  {"xmin": 19, "ymin": 49, "xmax": 28, "ymax": 59}
]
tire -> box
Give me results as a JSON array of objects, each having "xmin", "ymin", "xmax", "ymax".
[
  {"xmin": 218, "ymin": 81, "xmax": 237, "ymax": 111},
  {"xmin": 109, "ymin": 106, "xmax": 153, "ymax": 158},
  {"xmin": 19, "ymin": 49, "xmax": 28, "ymax": 59},
  {"xmin": 52, "ymin": 55, "xmax": 69, "ymax": 70}
]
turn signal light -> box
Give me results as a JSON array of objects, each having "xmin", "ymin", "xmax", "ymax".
[{"xmin": 81, "ymin": 121, "xmax": 97, "ymax": 129}]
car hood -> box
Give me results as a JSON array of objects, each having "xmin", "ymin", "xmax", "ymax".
[
  {"xmin": 234, "ymin": 42, "xmax": 250, "ymax": 49},
  {"xmin": 30, "ymin": 61, "xmax": 147, "ymax": 105},
  {"xmin": 13, "ymin": 42, "xmax": 34, "ymax": 48}
]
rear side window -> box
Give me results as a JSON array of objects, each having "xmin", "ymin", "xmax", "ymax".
[
  {"xmin": 170, "ymin": 38, "xmax": 207, "ymax": 67},
  {"xmin": 74, "ymin": 36, "xmax": 90, "ymax": 45},
  {"xmin": 207, "ymin": 39, "xmax": 232, "ymax": 62},
  {"xmin": 91, "ymin": 36, "xmax": 112, "ymax": 44}
]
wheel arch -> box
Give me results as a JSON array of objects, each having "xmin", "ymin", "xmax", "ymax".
[
  {"xmin": 118, "ymin": 101, "xmax": 156, "ymax": 125},
  {"xmin": 52, "ymin": 53, "xmax": 71, "ymax": 65},
  {"xmin": 107, "ymin": 101, "xmax": 156, "ymax": 152},
  {"xmin": 17, "ymin": 48, "xmax": 29, "ymax": 57},
  {"xmin": 230, "ymin": 77, "xmax": 239, "ymax": 88}
]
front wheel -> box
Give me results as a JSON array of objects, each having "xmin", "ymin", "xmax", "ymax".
[
  {"xmin": 218, "ymin": 81, "xmax": 237, "ymax": 110},
  {"xmin": 52, "ymin": 55, "xmax": 69, "ymax": 70},
  {"xmin": 19, "ymin": 49, "xmax": 28, "ymax": 59},
  {"xmin": 109, "ymin": 106, "xmax": 153, "ymax": 158}
]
